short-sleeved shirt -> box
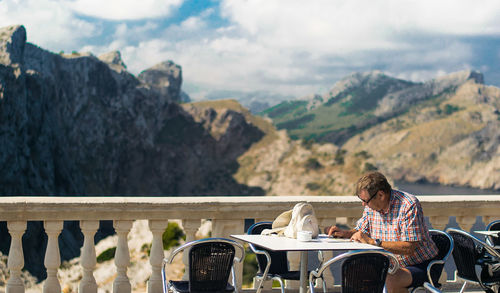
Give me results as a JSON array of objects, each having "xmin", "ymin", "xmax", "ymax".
[{"xmin": 355, "ymin": 189, "xmax": 438, "ymax": 267}]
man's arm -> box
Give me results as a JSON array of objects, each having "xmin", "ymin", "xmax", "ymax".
[
  {"xmin": 350, "ymin": 230, "xmax": 418, "ymax": 255},
  {"xmin": 325, "ymin": 225, "xmax": 356, "ymax": 239}
]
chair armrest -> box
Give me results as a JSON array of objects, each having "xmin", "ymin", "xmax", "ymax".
[
  {"xmin": 385, "ymin": 252, "xmax": 399, "ymax": 275},
  {"xmin": 483, "ymin": 243, "xmax": 500, "ymax": 260},
  {"xmin": 162, "ymin": 239, "xmax": 200, "ymax": 292},
  {"xmin": 426, "ymin": 259, "xmax": 445, "ymax": 287},
  {"xmin": 248, "ymin": 243, "xmax": 272, "ymax": 293},
  {"xmin": 248, "ymin": 243, "xmax": 272, "ymax": 273},
  {"xmin": 231, "ymin": 241, "xmax": 245, "ymax": 293},
  {"xmin": 317, "ymin": 250, "xmax": 324, "ymax": 266},
  {"xmin": 423, "ymin": 282, "xmax": 441, "ymax": 293},
  {"xmin": 233, "ymin": 241, "xmax": 245, "ymax": 264},
  {"xmin": 309, "ymin": 250, "xmax": 388, "ymax": 290}
]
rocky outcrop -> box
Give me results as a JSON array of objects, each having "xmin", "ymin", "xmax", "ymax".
[
  {"xmin": 375, "ymin": 70, "xmax": 484, "ymax": 117},
  {"xmin": 0, "ymin": 25, "xmax": 263, "ymax": 279},
  {"xmin": 138, "ymin": 60, "xmax": 190, "ymax": 103}
]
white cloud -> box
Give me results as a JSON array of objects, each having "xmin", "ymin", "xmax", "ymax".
[
  {"xmin": 70, "ymin": 0, "xmax": 184, "ymax": 20},
  {"xmin": 221, "ymin": 0, "xmax": 500, "ymax": 52},
  {"xmin": 2, "ymin": 0, "xmax": 500, "ymax": 99},
  {"xmin": 0, "ymin": 0, "xmax": 98, "ymax": 51},
  {"xmin": 180, "ymin": 17, "xmax": 202, "ymax": 30}
]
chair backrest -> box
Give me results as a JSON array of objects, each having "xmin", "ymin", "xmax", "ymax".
[
  {"xmin": 430, "ymin": 230, "xmax": 453, "ymax": 261},
  {"xmin": 189, "ymin": 240, "xmax": 236, "ymax": 292},
  {"xmin": 428, "ymin": 229, "xmax": 454, "ymax": 284},
  {"xmin": 310, "ymin": 250, "xmax": 393, "ymax": 293},
  {"xmin": 446, "ymin": 228, "xmax": 487, "ymax": 282},
  {"xmin": 341, "ymin": 252, "xmax": 390, "ymax": 293},
  {"xmin": 486, "ymin": 220, "xmax": 500, "ymax": 247},
  {"xmin": 247, "ymin": 221, "xmax": 289, "ymax": 274}
]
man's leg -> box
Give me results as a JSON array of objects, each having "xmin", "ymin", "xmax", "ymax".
[{"xmin": 385, "ymin": 268, "xmax": 412, "ymax": 293}]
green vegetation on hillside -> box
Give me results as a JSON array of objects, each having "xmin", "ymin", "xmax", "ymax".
[
  {"xmin": 260, "ymin": 74, "xmax": 414, "ymax": 143},
  {"xmin": 97, "ymin": 247, "xmax": 116, "ymax": 263},
  {"xmin": 162, "ymin": 222, "xmax": 186, "ymax": 250},
  {"xmin": 260, "ymin": 100, "xmax": 308, "ymax": 119}
]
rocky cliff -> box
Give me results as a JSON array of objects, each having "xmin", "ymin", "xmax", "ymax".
[
  {"xmin": 0, "ymin": 24, "xmax": 263, "ymax": 196},
  {"xmin": 0, "ymin": 24, "xmax": 263, "ymax": 279}
]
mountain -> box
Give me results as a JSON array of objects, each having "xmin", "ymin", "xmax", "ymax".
[
  {"xmin": 342, "ymin": 77, "xmax": 500, "ymax": 189},
  {"xmin": 204, "ymin": 90, "xmax": 293, "ymax": 114},
  {"xmin": 0, "ymin": 25, "xmax": 263, "ymax": 197},
  {"xmin": 257, "ymin": 69, "xmax": 500, "ymax": 191},
  {"xmin": 0, "ymin": 24, "xmax": 264, "ymax": 279},
  {"xmin": 261, "ymin": 70, "xmax": 485, "ymax": 144},
  {"xmin": 137, "ymin": 60, "xmax": 191, "ymax": 103}
]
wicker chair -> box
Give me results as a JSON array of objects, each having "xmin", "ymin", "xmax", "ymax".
[
  {"xmin": 446, "ymin": 228, "xmax": 500, "ymax": 293},
  {"xmin": 162, "ymin": 238, "xmax": 245, "ymax": 293},
  {"xmin": 247, "ymin": 221, "xmax": 325, "ymax": 293},
  {"xmin": 309, "ymin": 249, "xmax": 398, "ymax": 293}
]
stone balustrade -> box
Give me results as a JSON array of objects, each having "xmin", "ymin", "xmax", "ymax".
[{"xmin": 1, "ymin": 195, "xmax": 500, "ymax": 292}]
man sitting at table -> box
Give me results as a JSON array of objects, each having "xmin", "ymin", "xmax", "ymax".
[{"xmin": 325, "ymin": 171, "xmax": 438, "ymax": 293}]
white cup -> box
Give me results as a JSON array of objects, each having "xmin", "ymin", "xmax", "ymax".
[{"xmin": 297, "ymin": 230, "xmax": 312, "ymax": 242}]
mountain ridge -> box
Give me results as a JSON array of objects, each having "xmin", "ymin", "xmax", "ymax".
[
  {"xmin": 261, "ymin": 69, "xmax": 485, "ymax": 144},
  {"xmin": 252, "ymin": 69, "xmax": 500, "ymax": 193}
]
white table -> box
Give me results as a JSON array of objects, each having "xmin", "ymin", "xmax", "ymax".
[
  {"xmin": 231, "ymin": 234, "xmax": 381, "ymax": 293},
  {"xmin": 475, "ymin": 230, "xmax": 500, "ymax": 237}
]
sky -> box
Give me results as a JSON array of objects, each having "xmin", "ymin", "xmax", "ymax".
[{"xmin": 2, "ymin": 0, "xmax": 500, "ymax": 103}]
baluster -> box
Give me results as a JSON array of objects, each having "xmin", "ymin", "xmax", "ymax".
[
  {"xmin": 181, "ymin": 219, "xmax": 200, "ymax": 280},
  {"xmin": 456, "ymin": 216, "xmax": 476, "ymax": 232},
  {"xmin": 483, "ymin": 216, "xmax": 500, "ymax": 227},
  {"xmin": 212, "ymin": 219, "xmax": 245, "ymax": 291},
  {"xmin": 429, "ymin": 216, "xmax": 449, "ymax": 231},
  {"xmin": 6, "ymin": 221, "xmax": 26, "ymax": 293},
  {"xmin": 113, "ymin": 220, "xmax": 133, "ymax": 293},
  {"xmin": 79, "ymin": 220, "xmax": 99, "ymax": 293},
  {"xmin": 43, "ymin": 221, "xmax": 63, "ymax": 293},
  {"xmin": 148, "ymin": 220, "xmax": 168, "ymax": 293},
  {"xmin": 287, "ymin": 251, "xmax": 300, "ymax": 289}
]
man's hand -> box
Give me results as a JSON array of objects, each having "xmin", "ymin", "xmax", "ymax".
[
  {"xmin": 324, "ymin": 225, "xmax": 353, "ymax": 239},
  {"xmin": 350, "ymin": 230, "xmax": 375, "ymax": 245}
]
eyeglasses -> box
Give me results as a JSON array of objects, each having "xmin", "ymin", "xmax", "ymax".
[{"xmin": 358, "ymin": 190, "xmax": 378, "ymax": 204}]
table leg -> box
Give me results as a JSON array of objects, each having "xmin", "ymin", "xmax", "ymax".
[{"xmin": 300, "ymin": 251, "xmax": 308, "ymax": 293}]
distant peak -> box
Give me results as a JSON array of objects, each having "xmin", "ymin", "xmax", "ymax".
[
  {"xmin": 98, "ymin": 51, "xmax": 127, "ymax": 69},
  {"xmin": 148, "ymin": 60, "xmax": 181, "ymax": 72},
  {"xmin": 432, "ymin": 70, "xmax": 484, "ymax": 87},
  {"xmin": 348, "ymin": 70, "xmax": 385, "ymax": 80},
  {"xmin": 139, "ymin": 60, "xmax": 182, "ymax": 80},
  {"xmin": 325, "ymin": 70, "xmax": 410, "ymax": 101},
  {"xmin": 137, "ymin": 60, "xmax": 183, "ymax": 101},
  {"xmin": 0, "ymin": 24, "xmax": 27, "ymax": 65}
]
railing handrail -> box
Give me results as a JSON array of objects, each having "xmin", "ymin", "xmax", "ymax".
[{"xmin": 0, "ymin": 195, "xmax": 499, "ymax": 221}]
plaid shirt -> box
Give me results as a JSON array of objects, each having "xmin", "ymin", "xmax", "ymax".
[{"xmin": 355, "ymin": 189, "xmax": 438, "ymax": 267}]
